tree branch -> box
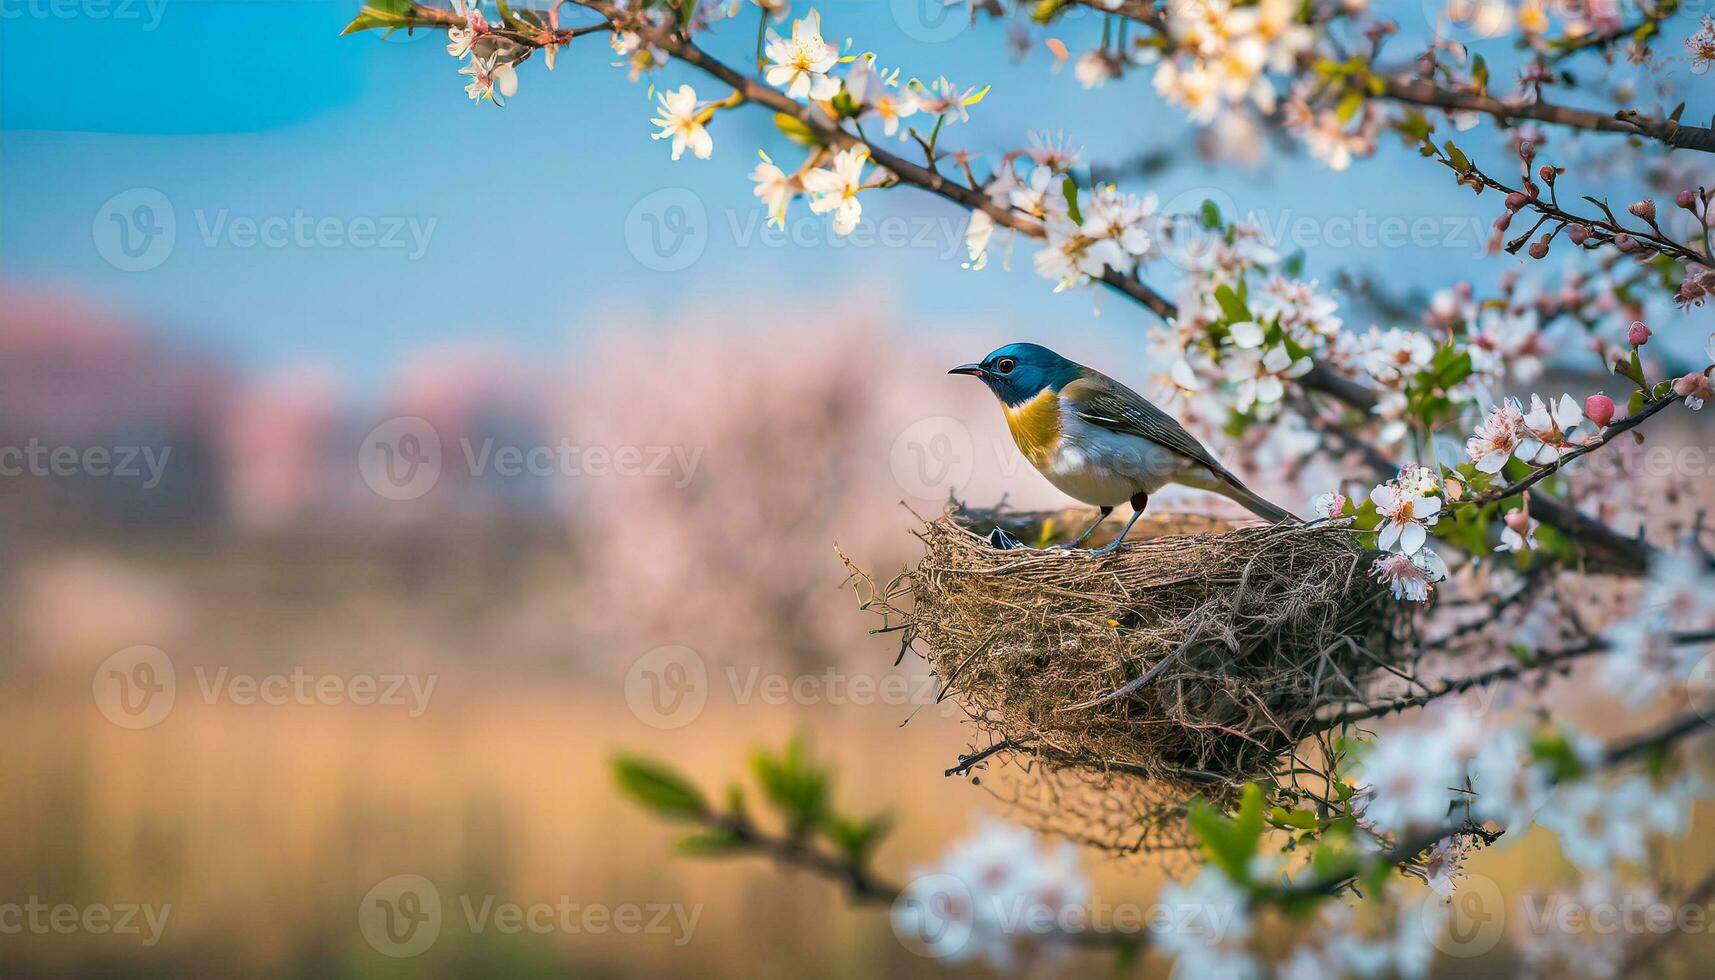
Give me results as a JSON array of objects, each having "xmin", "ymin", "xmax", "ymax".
[
  {"xmin": 385, "ymin": 0, "xmax": 1662, "ymax": 575},
  {"xmin": 1316, "ymin": 629, "xmax": 1715, "ymax": 728},
  {"xmin": 1065, "ymin": 0, "xmax": 1715, "ymax": 154},
  {"xmin": 1380, "ymin": 77, "xmax": 1715, "ymax": 156},
  {"xmin": 1280, "ymin": 703, "xmax": 1715, "ymax": 898}
]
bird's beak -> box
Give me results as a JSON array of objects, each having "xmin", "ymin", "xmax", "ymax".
[{"xmin": 948, "ymin": 363, "xmax": 986, "ymax": 378}]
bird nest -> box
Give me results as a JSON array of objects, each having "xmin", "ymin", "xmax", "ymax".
[{"xmin": 844, "ymin": 506, "xmax": 1408, "ymax": 856}]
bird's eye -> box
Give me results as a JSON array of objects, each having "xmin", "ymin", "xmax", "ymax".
[{"xmin": 995, "ymin": 357, "xmax": 1017, "ymax": 374}]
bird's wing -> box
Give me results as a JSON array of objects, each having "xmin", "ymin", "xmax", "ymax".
[{"xmin": 1061, "ymin": 374, "xmax": 1230, "ymax": 477}]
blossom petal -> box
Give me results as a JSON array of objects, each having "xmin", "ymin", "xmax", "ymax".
[{"xmin": 1400, "ymin": 522, "xmax": 1426, "ymax": 555}]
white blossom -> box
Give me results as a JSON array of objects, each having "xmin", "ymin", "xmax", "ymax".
[
  {"xmin": 763, "ymin": 9, "xmax": 839, "ymax": 100},
  {"xmin": 650, "ymin": 84, "xmax": 713, "ymax": 161},
  {"xmin": 801, "ymin": 146, "xmax": 870, "ymax": 235}
]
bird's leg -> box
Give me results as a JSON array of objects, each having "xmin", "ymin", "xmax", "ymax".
[
  {"xmin": 1049, "ymin": 505, "xmax": 1112, "ymax": 550},
  {"xmin": 1089, "ymin": 492, "xmax": 1148, "ymax": 556}
]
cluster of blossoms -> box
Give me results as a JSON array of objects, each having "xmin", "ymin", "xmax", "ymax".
[
  {"xmin": 1150, "ymin": 0, "xmax": 1314, "ymax": 123},
  {"xmin": 1361, "ymin": 464, "xmax": 1451, "ymax": 602},
  {"xmin": 638, "ymin": 8, "xmax": 993, "ymax": 241},
  {"xmin": 1281, "ymin": 79, "xmax": 1382, "ymax": 172},
  {"xmin": 1278, "ymin": 900, "xmax": 1442, "ymax": 980},
  {"xmin": 1512, "ymin": 876, "xmax": 1661, "ymax": 979},
  {"xmin": 890, "ymin": 819, "xmax": 1089, "ymax": 969},
  {"xmin": 1332, "ymin": 326, "xmax": 1438, "ymax": 445},
  {"xmin": 960, "ymin": 133, "xmax": 1162, "ymax": 288},
  {"xmin": 1669, "ymin": 332, "xmax": 1715, "ymax": 409},
  {"xmin": 444, "ymin": 0, "xmax": 529, "ymax": 103},
  {"xmin": 1152, "ymin": 253, "xmax": 1339, "ymax": 421},
  {"xmin": 1600, "ymin": 548, "xmax": 1715, "ymax": 706},
  {"xmin": 1029, "ymin": 181, "xmax": 1160, "ymax": 291},
  {"xmin": 1152, "ymin": 861, "xmax": 1445, "ymax": 979},
  {"xmin": 1354, "ymin": 713, "xmax": 1705, "ymax": 877},
  {"xmin": 1465, "ymin": 391, "xmax": 1603, "ymax": 474},
  {"xmin": 1150, "ymin": 866, "xmax": 1257, "ymax": 977},
  {"xmin": 1690, "ymin": 15, "xmax": 1715, "ymax": 75}
]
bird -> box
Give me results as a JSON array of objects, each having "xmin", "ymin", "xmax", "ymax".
[{"xmin": 949, "ymin": 342, "xmax": 1295, "ymax": 554}]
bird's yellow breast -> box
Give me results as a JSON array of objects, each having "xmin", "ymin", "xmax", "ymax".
[{"xmin": 1002, "ymin": 389, "xmax": 1061, "ymax": 468}]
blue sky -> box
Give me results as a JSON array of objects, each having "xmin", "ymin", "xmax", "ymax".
[{"xmin": 1, "ymin": 0, "xmax": 1702, "ymax": 389}]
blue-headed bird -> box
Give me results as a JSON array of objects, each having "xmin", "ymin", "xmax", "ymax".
[{"xmin": 950, "ymin": 343, "xmax": 1296, "ymax": 554}]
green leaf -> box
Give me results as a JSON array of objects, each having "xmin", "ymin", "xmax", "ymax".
[
  {"xmin": 824, "ymin": 813, "xmax": 893, "ymax": 864},
  {"xmin": 1030, "ymin": 0, "xmax": 1066, "ymax": 23},
  {"xmin": 1392, "ymin": 110, "xmax": 1433, "ymax": 143},
  {"xmin": 1268, "ymin": 807, "xmax": 1320, "ymax": 830},
  {"xmin": 613, "ymin": 755, "xmax": 707, "ymax": 821},
  {"xmin": 1335, "ymin": 89, "xmax": 1364, "ymax": 124},
  {"xmin": 1199, "ymin": 198, "xmax": 1224, "ymax": 231},
  {"xmin": 675, "ymin": 829, "xmax": 747, "ymax": 855},
  {"xmin": 1062, "ymin": 177, "xmax": 1083, "ymax": 225},
  {"xmin": 1470, "ymin": 54, "xmax": 1489, "ymax": 93},
  {"xmin": 750, "ymin": 737, "xmax": 831, "ymax": 834},
  {"xmin": 1443, "ymin": 140, "xmax": 1470, "ymax": 172},
  {"xmin": 1213, "ymin": 284, "xmax": 1251, "ymax": 324},
  {"xmin": 1187, "ymin": 785, "xmax": 1266, "ymax": 881},
  {"xmin": 341, "ymin": 0, "xmax": 416, "ymax": 34},
  {"xmin": 772, "ymin": 113, "xmax": 823, "ymax": 147},
  {"xmin": 1529, "ymin": 730, "xmax": 1585, "ymax": 782},
  {"xmin": 1432, "ymin": 346, "xmax": 1474, "ymax": 390}
]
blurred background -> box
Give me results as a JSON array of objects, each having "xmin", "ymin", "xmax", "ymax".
[{"xmin": 3, "ymin": 0, "xmax": 1714, "ymax": 975}]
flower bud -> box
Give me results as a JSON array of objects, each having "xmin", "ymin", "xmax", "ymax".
[
  {"xmin": 1504, "ymin": 509, "xmax": 1532, "ymax": 534},
  {"xmin": 1584, "ymin": 393, "xmax": 1615, "ymax": 427},
  {"xmin": 1678, "ymin": 189, "xmax": 1697, "ymax": 209},
  {"xmin": 1614, "ymin": 234, "xmax": 1639, "ymax": 252},
  {"xmin": 1493, "ymin": 212, "xmax": 1512, "ymax": 232},
  {"xmin": 1627, "ymin": 199, "xmax": 1657, "ymax": 221},
  {"xmin": 1538, "ymin": 164, "xmax": 1555, "ymax": 184},
  {"xmin": 1519, "ymin": 140, "xmax": 1536, "ymax": 163},
  {"xmin": 1528, "ymin": 235, "xmax": 1550, "ymax": 259},
  {"xmin": 1628, "ymin": 320, "xmax": 1651, "ymax": 346},
  {"xmin": 1567, "ymin": 224, "xmax": 1592, "ymax": 244},
  {"xmin": 1505, "ymin": 191, "xmax": 1530, "ymax": 211}
]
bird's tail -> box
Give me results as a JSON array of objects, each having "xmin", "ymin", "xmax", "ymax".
[{"xmin": 1212, "ymin": 472, "xmax": 1298, "ymax": 524}]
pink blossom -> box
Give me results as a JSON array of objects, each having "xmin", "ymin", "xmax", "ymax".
[
  {"xmin": 1584, "ymin": 393, "xmax": 1615, "ymax": 428},
  {"xmin": 1466, "ymin": 399, "xmax": 1525, "ymax": 473}
]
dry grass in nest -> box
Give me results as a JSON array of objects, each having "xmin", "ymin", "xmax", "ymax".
[{"xmin": 845, "ymin": 506, "xmax": 1405, "ymax": 856}]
